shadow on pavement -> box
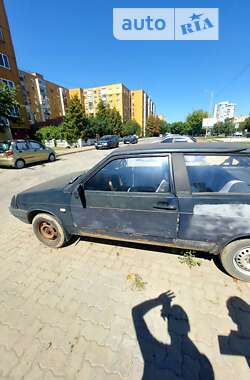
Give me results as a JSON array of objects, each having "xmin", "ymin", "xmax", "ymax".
[
  {"xmin": 132, "ymin": 291, "xmax": 214, "ymax": 380},
  {"xmin": 77, "ymin": 235, "xmax": 213, "ymax": 261},
  {"xmin": 219, "ymin": 296, "xmax": 250, "ymax": 368}
]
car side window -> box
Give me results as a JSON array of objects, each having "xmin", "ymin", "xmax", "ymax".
[
  {"xmin": 15, "ymin": 142, "xmax": 29, "ymax": 151},
  {"xmin": 185, "ymin": 155, "xmax": 250, "ymax": 193},
  {"xmin": 85, "ymin": 156, "xmax": 171, "ymax": 193},
  {"xmin": 162, "ymin": 138, "xmax": 173, "ymax": 143},
  {"xmin": 29, "ymin": 141, "xmax": 44, "ymax": 150}
]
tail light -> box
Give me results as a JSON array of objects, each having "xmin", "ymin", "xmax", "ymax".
[{"xmin": 5, "ymin": 150, "xmax": 13, "ymax": 158}]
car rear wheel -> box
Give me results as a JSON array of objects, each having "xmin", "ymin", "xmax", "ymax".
[
  {"xmin": 220, "ymin": 239, "xmax": 250, "ymax": 282},
  {"xmin": 32, "ymin": 213, "xmax": 68, "ymax": 248},
  {"xmin": 48, "ymin": 153, "xmax": 56, "ymax": 162},
  {"xmin": 15, "ymin": 159, "xmax": 25, "ymax": 169}
]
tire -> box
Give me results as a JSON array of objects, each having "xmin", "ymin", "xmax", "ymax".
[
  {"xmin": 220, "ymin": 239, "xmax": 250, "ymax": 282},
  {"xmin": 32, "ymin": 213, "xmax": 69, "ymax": 248},
  {"xmin": 15, "ymin": 159, "xmax": 25, "ymax": 169},
  {"xmin": 48, "ymin": 153, "xmax": 56, "ymax": 162}
]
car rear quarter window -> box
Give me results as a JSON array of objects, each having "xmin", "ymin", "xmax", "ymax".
[
  {"xmin": 85, "ymin": 156, "xmax": 171, "ymax": 193},
  {"xmin": 15, "ymin": 141, "xmax": 29, "ymax": 151},
  {"xmin": 185, "ymin": 155, "xmax": 250, "ymax": 193},
  {"xmin": 0, "ymin": 142, "xmax": 11, "ymax": 152}
]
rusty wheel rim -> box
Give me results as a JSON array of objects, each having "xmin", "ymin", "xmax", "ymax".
[{"xmin": 39, "ymin": 221, "xmax": 58, "ymax": 241}]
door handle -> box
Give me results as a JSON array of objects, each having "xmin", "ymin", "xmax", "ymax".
[{"xmin": 153, "ymin": 201, "xmax": 177, "ymax": 210}]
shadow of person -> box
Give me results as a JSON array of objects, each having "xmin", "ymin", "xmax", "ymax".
[
  {"xmin": 132, "ymin": 291, "xmax": 214, "ymax": 380},
  {"xmin": 219, "ymin": 296, "xmax": 250, "ymax": 368}
]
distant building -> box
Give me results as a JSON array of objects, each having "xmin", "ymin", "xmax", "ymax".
[
  {"xmin": 234, "ymin": 115, "xmax": 249, "ymax": 129},
  {"xmin": 0, "ymin": 0, "xmax": 28, "ymax": 139},
  {"xmin": 158, "ymin": 114, "xmax": 166, "ymax": 121},
  {"xmin": 70, "ymin": 83, "xmax": 130, "ymax": 123},
  {"xmin": 69, "ymin": 85, "xmax": 156, "ymax": 137},
  {"xmin": 19, "ymin": 71, "xmax": 69, "ymax": 124},
  {"xmin": 214, "ymin": 101, "xmax": 236, "ymax": 122},
  {"xmin": 130, "ymin": 89, "xmax": 155, "ymax": 136}
]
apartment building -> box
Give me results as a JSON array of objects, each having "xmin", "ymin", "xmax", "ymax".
[
  {"xmin": 19, "ymin": 71, "xmax": 69, "ymax": 124},
  {"xmin": 0, "ymin": 0, "xmax": 28, "ymax": 139},
  {"xmin": 131, "ymin": 89, "xmax": 155, "ymax": 136},
  {"xmin": 70, "ymin": 83, "xmax": 131, "ymax": 122},
  {"xmin": 69, "ymin": 88, "xmax": 84, "ymax": 108},
  {"xmin": 214, "ymin": 101, "xmax": 236, "ymax": 123}
]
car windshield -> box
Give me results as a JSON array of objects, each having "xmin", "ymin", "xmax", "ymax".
[
  {"xmin": 100, "ymin": 135, "xmax": 112, "ymax": 141},
  {"xmin": 0, "ymin": 142, "xmax": 11, "ymax": 152}
]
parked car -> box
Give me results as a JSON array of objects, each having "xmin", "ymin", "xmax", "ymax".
[
  {"xmin": 246, "ymin": 132, "xmax": 250, "ymax": 138},
  {"xmin": 95, "ymin": 135, "xmax": 119, "ymax": 149},
  {"xmin": 0, "ymin": 140, "xmax": 56, "ymax": 169},
  {"xmin": 123, "ymin": 135, "xmax": 138, "ymax": 144},
  {"xmin": 233, "ymin": 132, "xmax": 243, "ymax": 137},
  {"xmin": 161, "ymin": 135, "xmax": 196, "ymax": 143},
  {"xmin": 10, "ymin": 143, "xmax": 250, "ymax": 282}
]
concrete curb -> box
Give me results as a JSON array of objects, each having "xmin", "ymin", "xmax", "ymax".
[{"xmin": 56, "ymin": 146, "xmax": 95, "ymax": 157}]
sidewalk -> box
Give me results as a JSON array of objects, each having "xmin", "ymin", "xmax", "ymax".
[{"xmin": 55, "ymin": 145, "xmax": 95, "ymax": 156}]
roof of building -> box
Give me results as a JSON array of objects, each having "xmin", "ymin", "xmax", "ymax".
[{"xmin": 112, "ymin": 142, "xmax": 250, "ymax": 155}]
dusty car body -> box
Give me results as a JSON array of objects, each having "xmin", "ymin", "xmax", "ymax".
[{"xmin": 10, "ymin": 143, "xmax": 250, "ymax": 281}]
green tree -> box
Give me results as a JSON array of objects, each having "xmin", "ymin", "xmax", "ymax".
[
  {"xmin": 186, "ymin": 109, "xmax": 209, "ymax": 136},
  {"xmin": 0, "ymin": 83, "xmax": 20, "ymax": 125},
  {"xmin": 159, "ymin": 120, "xmax": 170, "ymax": 135},
  {"xmin": 146, "ymin": 115, "xmax": 161, "ymax": 137},
  {"xmin": 122, "ymin": 119, "xmax": 141, "ymax": 137},
  {"xmin": 35, "ymin": 125, "xmax": 64, "ymax": 142},
  {"xmin": 95, "ymin": 100, "xmax": 111, "ymax": 135},
  {"xmin": 61, "ymin": 96, "xmax": 87, "ymax": 142},
  {"xmin": 169, "ymin": 121, "xmax": 189, "ymax": 135},
  {"xmin": 108, "ymin": 107, "xmax": 123, "ymax": 135},
  {"xmin": 223, "ymin": 118, "xmax": 235, "ymax": 136},
  {"xmin": 241, "ymin": 117, "xmax": 250, "ymax": 133}
]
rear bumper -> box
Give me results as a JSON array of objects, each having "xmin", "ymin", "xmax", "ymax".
[
  {"xmin": 0, "ymin": 158, "xmax": 15, "ymax": 167},
  {"xmin": 9, "ymin": 206, "xmax": 30, "ymax": 224}
]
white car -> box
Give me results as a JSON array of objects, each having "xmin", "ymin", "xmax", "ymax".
[{"xmin": 161, "ymin": 135, "xmax": 196, "ymax": 143}]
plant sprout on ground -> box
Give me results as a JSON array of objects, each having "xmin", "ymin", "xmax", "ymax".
[{"xmin": 178, "ymin": 251, "xmax": 202, "ymax": 269}]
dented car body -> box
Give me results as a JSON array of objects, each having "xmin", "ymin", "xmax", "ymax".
[{"xmin": 10, "ymin": 143, "xmax": 250, "ymax": 281}]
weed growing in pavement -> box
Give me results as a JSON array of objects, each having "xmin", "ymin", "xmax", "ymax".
[
  {"xmin": 127, "ymin": 273, "xmax": 147, "ymax": 291},
  {"xmin": 178, "ymin": 251, "xmax": 202, "ymax": 269}
]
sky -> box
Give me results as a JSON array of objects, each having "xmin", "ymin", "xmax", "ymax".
[{"xmin": 4, "ymin": 0, "xmax": 250, "ymax": 122}]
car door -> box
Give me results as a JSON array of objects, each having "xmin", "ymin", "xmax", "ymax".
[
  {"xmin": 15, "ymin": 141, "xmax": 34, "ymax": 164},
  {"xmin": 177, "ymin": 153, "xmax": 250, "ymax": 249},
  {"xmin": 71, "ymin": 154, "xmax": 179, "ymax": 244},
  {"xmin": 28, "ymin": 140, "xmax": 48, "ymax": 162}
]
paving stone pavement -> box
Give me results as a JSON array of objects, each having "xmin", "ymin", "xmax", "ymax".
[{"xmin": 0, "ymin": 150, "xmax": 250, "ymax": 380}]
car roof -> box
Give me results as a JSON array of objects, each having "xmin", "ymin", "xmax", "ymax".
[{"xmin": 111, "ymin": 142, "xmax": 250, "ymax": 156}]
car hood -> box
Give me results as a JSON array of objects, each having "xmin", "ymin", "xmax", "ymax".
[{"xmin": 16, "ymin": 170, "xmax": 88, "ymax": 206}]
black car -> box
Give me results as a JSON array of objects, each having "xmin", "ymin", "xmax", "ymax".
[
  {"xmin": 10, "ymin": 143, "xmax": 250, "ymax": 282},
  {"xmin": 95, "ymin": 135, "xmax": 119, "ymax": 149},
  {"xmin": 123, "ymin": 135, "xmax": 138, "ymax": 144}
]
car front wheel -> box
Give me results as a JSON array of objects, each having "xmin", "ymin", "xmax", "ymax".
[
  {"xmin": 220, "ymin": 239, "xmax": 250, "ymax": 282},
  {"xmin": 32, "ymin": 213, "xmax": 68, "ymax": 248}
]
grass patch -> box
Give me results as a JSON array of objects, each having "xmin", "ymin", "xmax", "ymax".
[
  {"xmin": 127, "ymin": 273, "xmax": 147, "ymax": 291},
  {"xmin": 178, "ymin": 251, "xmax": 202, "ymax": 269}
]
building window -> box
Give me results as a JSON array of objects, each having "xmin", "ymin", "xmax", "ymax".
[
  {"xmin": 0, "ymin": 28, "xmax": 4, "ymax": 41},
  {"xmin": 0, "ymin": 52, "xmax": 10, "ymax": 69},
  {"xmin": 0, "ymin": 78, "xmax": 15, "ymax": 88}
]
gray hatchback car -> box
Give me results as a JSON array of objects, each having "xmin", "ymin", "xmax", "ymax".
[{"xmin": 9, "ymin": 143, "xmax": 250, "ymax": 282}]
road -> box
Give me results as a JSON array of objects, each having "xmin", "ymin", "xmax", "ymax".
[{"xmin": 0, "ymin": 147, "xmax": 250, "ymax": 379}]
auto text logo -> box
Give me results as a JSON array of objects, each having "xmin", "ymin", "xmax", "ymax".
[{"xmin": 113, "ymin": 8, "xmax": 219, "ymax": 41}]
